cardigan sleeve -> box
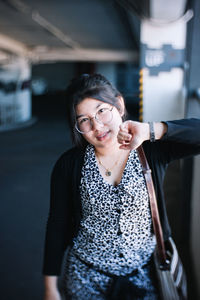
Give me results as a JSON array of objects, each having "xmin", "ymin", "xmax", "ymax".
[
  {"xmin": 143, "ymin": 118, "xmax": 200, "ymax": 240},
  {"xmin": 158, "ymin": 118, "xmax": 200, "ymax": 163},
  {"xmin": 42, "ymin": 154, "xmax": 73, "ymax": 275}
]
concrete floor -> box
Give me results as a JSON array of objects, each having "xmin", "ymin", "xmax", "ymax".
[
  {"xmin": 0, "ymin": 96, "xmax": 197, "ymax": 299},
  {"xmin": 0, "ymin": 97, "xmax": 72, "ymax": 300}
]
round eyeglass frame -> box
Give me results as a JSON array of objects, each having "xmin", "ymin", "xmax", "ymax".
[{"xmin": 75, "ymin": 106, "xmax": 114, "ymax": 134}]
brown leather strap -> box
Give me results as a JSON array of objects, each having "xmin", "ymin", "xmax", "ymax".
[{"xmin": 137, "ymin": 146, "xmax": 167, "ymax": 265}]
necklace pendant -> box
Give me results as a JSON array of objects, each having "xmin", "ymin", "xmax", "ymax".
[{"xmin": 105, "ymin": 170, "xmax": 112, "ymax": 176}]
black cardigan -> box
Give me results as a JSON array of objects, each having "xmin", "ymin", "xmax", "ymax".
[{"xmin": 43, "ymin": 118, "xmax": 200, "ymax": 275}]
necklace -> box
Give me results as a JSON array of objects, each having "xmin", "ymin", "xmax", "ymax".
[{"xmin": 96, "ymin": 154, "xmax": 119, "ymax": 176}]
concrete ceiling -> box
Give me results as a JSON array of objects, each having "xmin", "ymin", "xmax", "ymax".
[
  {"xmin": 0, "ymin": 0, "xmax": 140, "ymax": 63},
  {"xmin": 0, "ymin": 0, "xmax": 189, "ymax": 64}
]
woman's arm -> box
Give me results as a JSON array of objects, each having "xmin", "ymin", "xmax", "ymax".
[
  {"xmin": 117, "ymin": 120, "xmax": 167, "ymax": 150},
  {"xmin": 118, "ymin": 118, "xmax": 200, "ymax": 161},
  {"xmin": 43, "ymin": 276, "xmax": 61, "ymax": 300},
  {"xmin": 43, "ymin": 154, "xmax": 72, "ymax": 275}
]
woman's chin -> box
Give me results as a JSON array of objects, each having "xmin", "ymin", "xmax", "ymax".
[{"xmin": 96, "ymin": 135, "xmax": 119, "ymax": 149}]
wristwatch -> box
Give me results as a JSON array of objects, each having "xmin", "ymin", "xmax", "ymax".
[{"xmin": 148, "ymin": 122, "xmax": 155, "ymax": 142}]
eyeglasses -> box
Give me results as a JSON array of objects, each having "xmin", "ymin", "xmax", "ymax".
[{"xmin": 75, "ymin": 106, "xmax": 114, "ymax": 134}]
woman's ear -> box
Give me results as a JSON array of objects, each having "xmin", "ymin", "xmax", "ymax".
[{"xmin": 117, "ymin": 96, "xmax": 125, "ymax": 117}]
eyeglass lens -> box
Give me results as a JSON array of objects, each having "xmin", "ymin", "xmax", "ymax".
[{"xmin": 76, "ymin": 108, "xmax": 113, "ymax": 133}]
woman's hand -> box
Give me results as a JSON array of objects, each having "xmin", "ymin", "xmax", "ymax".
[
  {"xmin": 117, "ymin": 121, "xmax": 167, "ymax": 150},
  {"xmin": 117, "ymin": 121, "xmax": 149, "ymax": 150},
  {"xmin": 44, "ymin": 289, "xmax": 61, "ymax": 300},
  {"xmin": 43, "ymin": 276, "xmax": 62, "ymax": 300}
]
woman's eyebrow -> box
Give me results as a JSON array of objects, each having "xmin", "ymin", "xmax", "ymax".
[
  {"xmin": 95, "ymin": 103, "xmax": 104, "ymax": 109},
  {"xmin": 76, "ymin": 114, "xmax": 85, "ymax": 119},
  {"xmin": 76, "ymin": 103, "xmax": 105, "ymax": 119}
]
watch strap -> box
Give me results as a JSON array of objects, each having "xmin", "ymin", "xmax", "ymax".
[{"xmin": 148, "ymin": 122, "xmax": 155, "ymax": 142}]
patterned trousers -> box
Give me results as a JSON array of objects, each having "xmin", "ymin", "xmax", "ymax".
[{"xmin": 63, "ymin": 249, "xmax": 159, "ymax": 300}]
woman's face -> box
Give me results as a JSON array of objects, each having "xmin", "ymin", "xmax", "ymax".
[{"xmin": 75, "ymin": 97, "xmax": 124, "ymax": 150}]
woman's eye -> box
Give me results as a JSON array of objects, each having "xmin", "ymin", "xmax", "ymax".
[
  {"xmin": 79, "ymin": 118, "xmax": 89, "ymax": 124},
  {"xmin": 98, "ymin": 108, "xmax": 107, "ymax": 114}
]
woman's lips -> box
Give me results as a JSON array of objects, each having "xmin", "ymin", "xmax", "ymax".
[{"xmin": 96, "ymin": 130, "xmax": 110, "ymax": 141}]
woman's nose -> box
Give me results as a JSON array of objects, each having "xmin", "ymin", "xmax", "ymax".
[{"xmin": 91, "ymin": 118, "xmax": 104, "ymax": 130}]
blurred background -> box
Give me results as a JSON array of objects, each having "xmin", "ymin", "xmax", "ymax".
[{"xmin": 0, "ymin": 0, "xmax": 200, "ymax": 299}]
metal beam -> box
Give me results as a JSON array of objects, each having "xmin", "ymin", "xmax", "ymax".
[
  {"xmin": 0, "ymin": 34, "xmax": 30, "ymax": 57},
  {"xmin": 31, "ymin": 48, "xmax": 138, "ymax": 63}
]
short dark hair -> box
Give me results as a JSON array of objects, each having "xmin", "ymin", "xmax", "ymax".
[{"xmin": 65, "ymin": 73, "xmax": 126, "ymax": 148}]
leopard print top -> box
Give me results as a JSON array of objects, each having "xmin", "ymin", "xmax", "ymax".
[{"xmin": 72, "ymin": 144, "xmax": 156, "ymax": 276}]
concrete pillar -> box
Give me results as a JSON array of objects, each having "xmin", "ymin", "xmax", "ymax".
[
  {"xmin": 140, "ymin": 17, "xmax": 187, "ymax": 122},
  {"xmin": 0, "ymin": 56, "xmax": 32, "ymax": 130}
]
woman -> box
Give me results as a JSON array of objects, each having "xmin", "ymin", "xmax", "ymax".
[{"xmin": 43, "ymin": 73, "xmax": 200, "ymax": 300}]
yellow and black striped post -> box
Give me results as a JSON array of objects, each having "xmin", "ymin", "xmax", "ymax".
[{"xmin": 139, "ymin": 69, "xmax": 143, "ymax": 122}]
